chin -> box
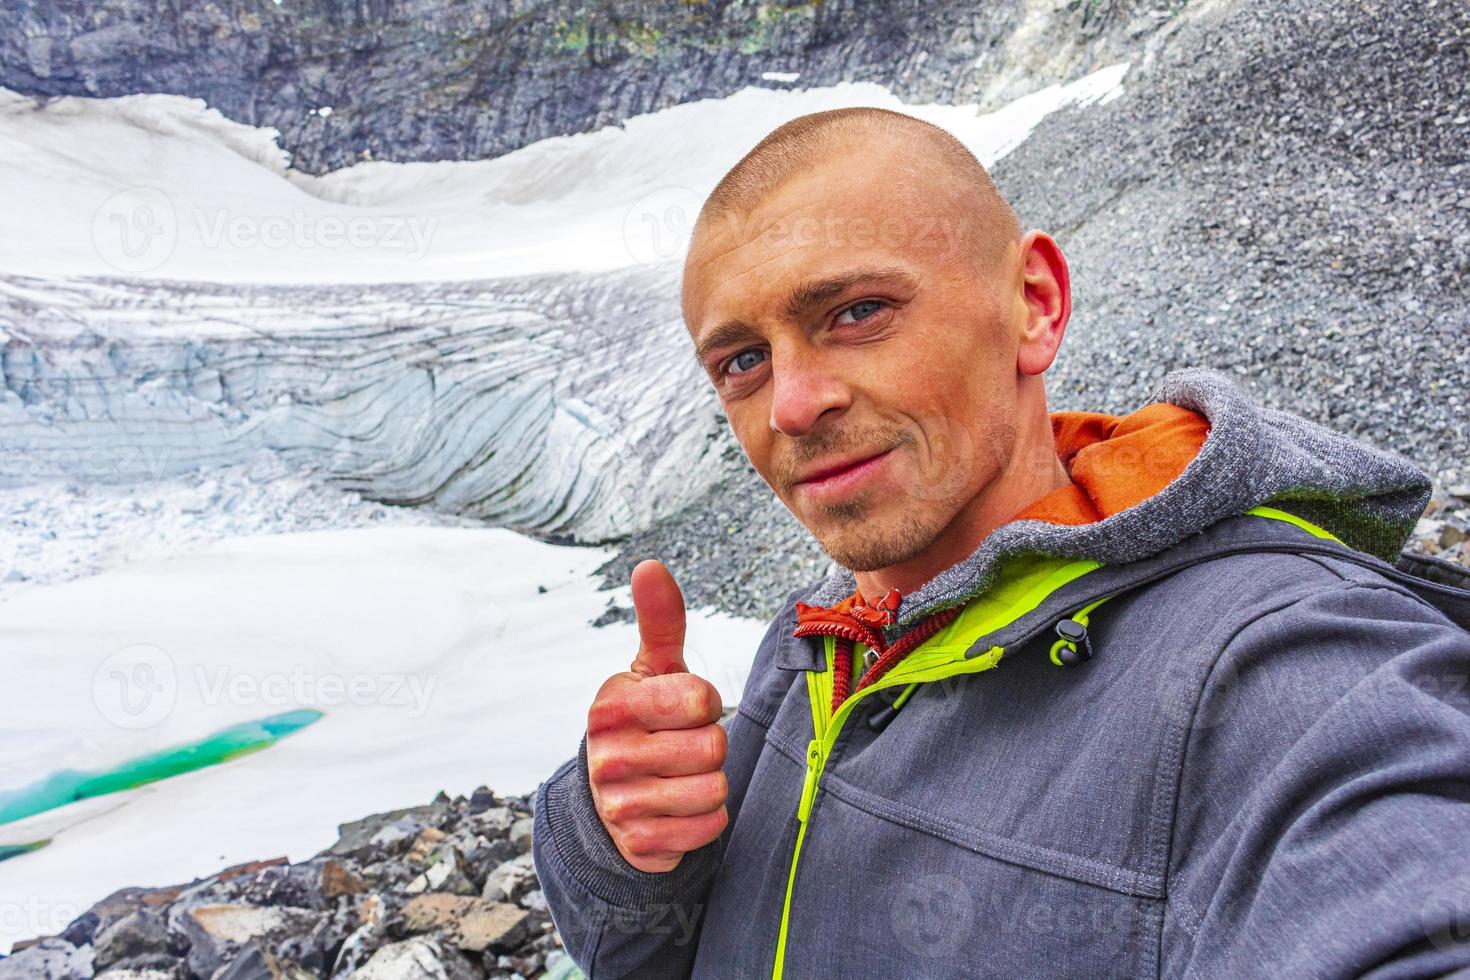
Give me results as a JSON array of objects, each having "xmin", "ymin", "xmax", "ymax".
[{"xmin": 809, "ymin": 511, "xmax": 940, "ymax": 574}]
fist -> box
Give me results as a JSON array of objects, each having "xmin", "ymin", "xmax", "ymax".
[{"xmin": 587, "ymin": 560, "xmax": 729, "ymax": 873}]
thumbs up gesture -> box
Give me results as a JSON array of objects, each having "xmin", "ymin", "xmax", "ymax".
[{"xmin": 586, "ymin": 560, "xmax": 729, "ymax": 873}]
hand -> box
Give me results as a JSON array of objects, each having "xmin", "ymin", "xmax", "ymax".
[{"xmin": 586, "ymin": 559, "xmax": 729, "ymax": 873}]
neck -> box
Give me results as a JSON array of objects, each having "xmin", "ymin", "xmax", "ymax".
[{"xmin": 853, "ymin": 383, "xmax": 1069, "ymax": 599}]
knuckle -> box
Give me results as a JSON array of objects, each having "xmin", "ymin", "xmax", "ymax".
[
  {"xmin": 600, "ymin": 790, "xmax": 632, "ymax": 824},
  {"xmin": 587, "ymin": 696, "xmax": 621, "ymax": 733},
  {"xmin": 703, "ymin": 724, "xmax": 727, "ymax": 766},
  {"xmin": 682, "ymin": 687, "xmax": 705, "ymax": 725},
  {"xmin": 620, "ymin": 822, "xmax": 657, "ymax": 856},
  {"xmin": 586, "ymin": 748, "xmax": 618, "ymax": 786},
  {"xmin": 709, "ymin": 768, "xmax": 728, "ymax": 805}
]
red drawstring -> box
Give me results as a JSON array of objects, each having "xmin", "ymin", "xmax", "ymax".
[{"xmin": 794, "ymin": 589, "xmax": 964, "ymax": 714}]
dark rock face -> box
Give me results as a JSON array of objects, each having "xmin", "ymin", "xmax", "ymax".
[
  {"xmin": 0, "ymin": 0, "xmax": 1179, "ymax": 173},
  {"xmin": 6, "ymin": 789, "xmax": 570, "ymax": 980}
]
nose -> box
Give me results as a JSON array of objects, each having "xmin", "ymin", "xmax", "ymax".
[{"xmin": 769, "ymin": 350, "xmax": 851, "ymax": 437}]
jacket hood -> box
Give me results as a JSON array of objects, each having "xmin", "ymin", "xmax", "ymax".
[{"xmin": 804, "ymin": 367, "xmax": 1433, "ymax": 631}]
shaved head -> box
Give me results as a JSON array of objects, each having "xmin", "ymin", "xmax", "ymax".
[
  {"xmin": 679, "ymin": 105, "xmax": 1072, "ymax": 590},
  {"xmin": 688, "ymin": 107, "xmax": 1023, "ymax": 283}
]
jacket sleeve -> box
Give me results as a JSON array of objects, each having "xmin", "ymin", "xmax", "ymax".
[
  {"xmin": 532, "ymin": 594, "xmax": 800, "ymax": 978},
  {"xmin": 1165, "ymin": 577, "xmax": 1470, "ymax": 978}
]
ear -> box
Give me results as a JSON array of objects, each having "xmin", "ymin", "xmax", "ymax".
[{"xmin": 1014, "ymin": 230, "xmax": 1071, "ymax": 376}]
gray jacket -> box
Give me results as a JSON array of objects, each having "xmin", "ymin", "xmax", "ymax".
[{"xmin": 534, "ymin": 369, "xmax": 1470, "ymax": 978}]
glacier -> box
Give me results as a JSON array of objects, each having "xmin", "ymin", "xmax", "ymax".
[{"xmin": 0, "ymin": 66, "xmax": 1129, "ymax": 546}]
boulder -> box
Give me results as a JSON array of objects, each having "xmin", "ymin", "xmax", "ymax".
[
  {"xmin": 482, "ymin": 854, "xmax": 537, "ymax": 905},
  {"xmin": 401, "ymin": 894, "xmax": 529, "ymax": 954},
  {"xmin": 93, "ymin": 909, "xmax": 171, "ymax": 970},
  {"xmin": 352, "ymin": 938, "xmax": 480, "ymax": 980},
  {"xmin": 178, "ymin": 904, "xmax": 321, "ymax": 979},
  {"xmin": 0, "ymin": 938, "xmax": 94, "ymax": 980}
]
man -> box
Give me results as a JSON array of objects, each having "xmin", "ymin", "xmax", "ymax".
[{"xmin": 533, "ymin": 107, "xmax": 1470, "ymax": 977}]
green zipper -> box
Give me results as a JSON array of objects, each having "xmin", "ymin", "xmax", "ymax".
[{"xmin": 770, "ymin": 635, "xmax": 1006, "ymax": 978}]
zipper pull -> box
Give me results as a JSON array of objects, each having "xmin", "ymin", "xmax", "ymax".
[
  {"xmin": 798, "ymin": 740, "xmax": 822, "ymax": 822},
  {"xmin": 1049, "ymin": 618, "xmax": 1093, "ymax": 667}
]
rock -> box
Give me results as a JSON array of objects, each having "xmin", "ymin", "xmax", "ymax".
[
  {"xmin": 401, "ymin": 894, "xmax": 529, "ymax": 954},
  {"xmin": 1441, "ymin": 523, "xmax": 1468, "ymax": 549},
  {"xmin": 318, "ymin": 859, "xmax": 368, "ymax": 900},
  {"xmin": 405, "ymin": 845, "xmax": 477, "ymax": 896},
  {"xmin": 331, "ymin": 805, "xmax": 447, "ymax": 859},
  {"xmin": 465, "ymin": 807, "xmax": 514, "ymax": 837},
  {"xmin": 94, "ymin": 909, "xmax": 171, "ymax": 970},
  {"xmin": 352, "ymin": 937, "xmax": 480, "ymax": 980},
  {"xmin": 0, "ymin": 938, "xmax": 94, "ymax": 980},
  {"xmin": 235, "ymin": 863, "xmax": 327, "ymax": 911},
  {"xmin": 178, "ymin": 905, "xmax": 321, "ymax": 979},
  {"xmin": 466, "ymin": 787, "xmax": 497, "ymax": 815},
  {"xmin": 482, "ymin": 854, "xmax": 538, "ymax": 905},
  {"xmin": 326, "ymin": 895, "xmax": 388, "ymax": 978},
  {"xmin": 57, "ymin": 911, "xmax": 101, "ymax": 949},
  {"xmin": 508, "ymin": 818, "xmax": 534, "ymax": 855},
  {"xmin": 208, "ymin": 944, "xmax": 313, "ymax": 980},
  {"xmin": 407, "ymin": 828, "xmax": 448, "ymax": 864}
]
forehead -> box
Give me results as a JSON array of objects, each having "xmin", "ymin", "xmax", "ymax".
[{"xmin": 683, "ymin": 165, "xmax": 965, "ymax": 337}]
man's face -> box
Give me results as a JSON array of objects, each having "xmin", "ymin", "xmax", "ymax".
[{"xmin": 683, "ymin": 149, "xmax": 1027, "ymax": 572}]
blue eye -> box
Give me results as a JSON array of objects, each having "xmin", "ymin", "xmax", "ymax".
[
  {"xmin": 837, "ymin": 300, "xmax": 884, "ymax": 324},
  {"xmin": 726, "ymin": 348, "xmax": 768, "ymax": 376}
]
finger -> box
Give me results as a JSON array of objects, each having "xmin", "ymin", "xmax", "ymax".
[
  {"xmin": 589, "ymin": 673, "xmax": 722, "ymax": 734},
  {"xmin": 597, "ymin": 770, "xmax": 728, "ymax": 824},
  {"xmin": 615, "ymin": 806, "xmax": 730, "ymax": 862},
  {"xmin": 629, "ymin": 673, "xmax": 722, "ymax": 732},
  {"xmin": 630, "ymin": 559, "xmax": 687, "ymax": 676},
  {"xmin": 588, "ymin": 725, "xmax": 727, "ymax": 783}
]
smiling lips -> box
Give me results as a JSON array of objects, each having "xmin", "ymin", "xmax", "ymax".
[{"xmin": 793, "ymin": 448, "xmax": 895, "ymax": 501}]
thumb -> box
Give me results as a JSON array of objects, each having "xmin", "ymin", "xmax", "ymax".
[{"xmin": 630, "ymin": 559, "xmax": 687, "ymax": 676}]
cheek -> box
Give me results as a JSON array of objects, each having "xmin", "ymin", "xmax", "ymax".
[{"xmin": 724, "ymin": 402, "xmax": 774, "ymax": 474}]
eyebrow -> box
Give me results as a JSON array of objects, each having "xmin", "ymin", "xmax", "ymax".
[{"xmin": 692, "ymin": 265, "xmax": 920, "ymax": 365}]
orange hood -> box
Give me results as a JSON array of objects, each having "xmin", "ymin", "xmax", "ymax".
[{"xmin": 1012, "ymin": 403, "xmax": 1211, "ymax": 527}]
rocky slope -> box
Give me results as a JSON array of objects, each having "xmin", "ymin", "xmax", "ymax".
[{"xmin": 0, "ymin": 789, "xmax": 574, "ymax": 980}]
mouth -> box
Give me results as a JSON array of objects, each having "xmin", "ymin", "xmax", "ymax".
[{"xmin": 792, "ymin": 448, "xmax": 895, "ymax": 502}]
